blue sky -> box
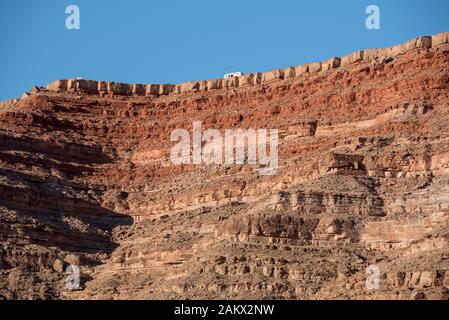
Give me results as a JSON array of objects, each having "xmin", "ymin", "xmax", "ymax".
[{"xmin": 0, "ymin": 0, "xmax": 448, "ymax": 101}]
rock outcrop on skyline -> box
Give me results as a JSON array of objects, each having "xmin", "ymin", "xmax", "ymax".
[
  {"xmin": 1, "ymin": 31, "xmax": 449, "ymax": 300},
  {"xmin": 43, "ymin": 35, "xmax": 441, "ymax": 97}
]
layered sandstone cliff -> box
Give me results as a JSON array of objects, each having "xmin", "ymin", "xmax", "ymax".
[{"xmin": 1, "ymin": 31, "xmax": 449, "ymax": 300}]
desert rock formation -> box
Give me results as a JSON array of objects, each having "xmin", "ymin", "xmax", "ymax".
[{"xmin": 1, "ymin": 31, "xmax": 449, "ymax": 300}]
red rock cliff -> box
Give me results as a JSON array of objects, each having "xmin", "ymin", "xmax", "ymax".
[{"xmin": 1, "ymin": 31, "xmax": 449, "ymax": 300}]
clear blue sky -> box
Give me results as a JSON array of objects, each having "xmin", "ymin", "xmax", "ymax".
[{"xmin": 0, "ymin": 0, "xmax": 448, "ymax": 101}]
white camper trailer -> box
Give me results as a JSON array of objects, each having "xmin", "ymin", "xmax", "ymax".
[{"xmin": 223, "ymin": 72, "xmax": 242, "ymax": 79}]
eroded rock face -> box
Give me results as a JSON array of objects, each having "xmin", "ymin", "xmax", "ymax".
[{"xmin": 1, "ymin": 32, "xmax": 449, "ymax": 300}]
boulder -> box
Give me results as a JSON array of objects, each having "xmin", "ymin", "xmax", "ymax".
[
  {"xmin": 254, "ymin": 72, "xmax": 263, "ymax": 84},
  {"xmin": 391, "ymin": 36, "xmax": 431, "ymax": 57},
  {"xmin": 180, "ymin": 82, "xmax": 195, "ymax": 93},
  {"xmin": 294, "ymin": 64, "xmax": 309, "ymax": 76},
  {"xmin": 283, "ymin": 67, "xmax": 296, "ymax": 78},
  {"xmin": 98, "ymin": 81, "xmax": 107, "ymax": 92},
  {"xmin": 222, "ymin": 78, "xmax": 230, "ymax": 89},
  {"xmin": 341, "ymin": 51, "xmax": 364, "ymax": 66},
  {"xmin": 174, "ymin": 84, "xmax": 182, "ymax": 94},
  {"xmin": 52, "ymin": 259, "xmax": 65, "ymax": 273},
  {"xmin": 207, "ymin": 79, "xmax": 223, "ymax": 90},
  {"xmin": 238, "ymin": 74, "xmax": 255, "ymax": 87},
  {"xmin": 132, "ymin": 84, "xmax": 146, "ymax": 95},
  {"xmin": 77, "ymin": 80, "xmax": 98, "ymax": 94},
  {"xmin": 46, "ymin": 80, "xmax": 68, "ymax": 92},
  {"xmin": 67, "ymin": 79, "xmax": 77, "ymax": 92},
  {"xmin": 106, "ymin": 82, "xmax": 115, "ymax": 94},
  {"xmin": 443, "ymin": 272, "xmax": 449, "ymax": 289},
  {"xmin": 364, "ymin": 47, "xmax": 393, "ymax": 61},
  {"xmin": 417, "ymin": 271, "xmax": 436, "ymax": 288},
  {"xmin": 261, "ymin": 69, "xmax": 284, "ymax": 83},
  {"xmin": 191, "ymin": 82, "xmax": 201, "ymax": 91},
  {"xmin": 223, "ymin": 77, "xmax": 238, "ymax": 88},
  {"xmin": 377, "ymin": 47, "xmax": 393, "ymax": 60},
  {"xmin": 364, "ymin": 48, "xmax": 380, "ymax": 60},
  {"xmin": 30, "ymin": 86, "xmax": 40, "ymax": 94},
  {"xmin": 322, "ymin": 57, "xmax": 341, "ymax": 71},
  {"xmin": 391, "ymin": 42, "xmax": 410, "ymax": 56},
  {"xmin": 432, "ymin": 31, "xmax": 449, "ymax": 46},
  {"xmin": 416, "ymin": 36, "xmax": 432, "ymax": 48},
  {"xmin": 146, "ymin": 84, "xmax": 161, "ymax": 95},
  {"xmin": 65, "ymin": 254, "xmax": 81, "ymax": 266},
  {"xmin": 308, "ymin": 62, "xmax": 322, "ymax": 73},
  {"xmin": 198, "ymin": 81, "xmax": 208, "ymax": 91},
  {"xmin": 107, "ymin": 82, "xmax": 132, "ymax": 95},
  {"xmin": 159, "ymin": 84, "xmax": 175, "ymax": 95}
]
